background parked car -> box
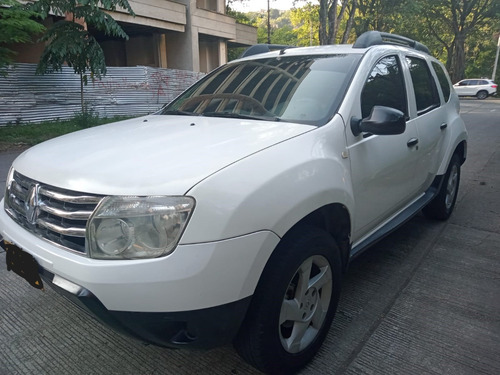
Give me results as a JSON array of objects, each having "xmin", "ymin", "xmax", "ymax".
[{"xmin": 453, "ymin": 78, "xmax": 497, "ymax": 99}]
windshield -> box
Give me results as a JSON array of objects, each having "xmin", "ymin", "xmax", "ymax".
[{"xmin": 159, "ymin": 54, "xmax": 361, "ymax": 126}]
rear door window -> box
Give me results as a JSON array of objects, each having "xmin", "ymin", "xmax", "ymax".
[{"xmin": 406, "ymin": 57, "xmax": 440, "ymax": 115}]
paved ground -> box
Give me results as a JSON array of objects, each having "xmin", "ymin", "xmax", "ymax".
[{"xmin": 0, "ymin": 99, "xmax": 499, "ymax": 374}]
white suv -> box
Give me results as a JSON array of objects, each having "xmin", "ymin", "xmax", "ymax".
[
  {"xmin": 453, "ymin": 78, "xmax": 497, "ymax": 99},
  {"xmin": 1, "ymin": 31, "xmax": 467, "ymax": 374}
]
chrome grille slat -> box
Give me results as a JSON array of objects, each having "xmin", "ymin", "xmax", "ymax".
[
  {"xmin": 37, "ymin": 219, "xmax": 87, "ymax": 237},
  {"xmin": 4, "ymin": 171, "xmax": 103, "ymax": 255},
  {"xmin": 11, "ymin": 181, "xmax": 28, "ymax": 201},
  {"xmin": 8, "ymin": 196, "xmax": 26, "ymax": 215},
  {"xmin": 39, "ymin": 204, "xmax": 94, "ymax": 220},
  {"xmin": 39, "ymin": 187, "xmax": 102, "ymax": 204}
]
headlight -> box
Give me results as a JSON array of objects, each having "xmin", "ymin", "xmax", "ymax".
[
  {"xmin": 4, "ymin": 167, "xmax": 15, "ymax": 209},
  {"xmin": 87, "ymin": 196, "xmax": 195, "ymax": 259}
]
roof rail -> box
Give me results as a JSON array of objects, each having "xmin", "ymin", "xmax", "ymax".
[
  {"xmin": 239, "ymin": 44, "xmax": 295, "ymax": 58},
  {"xmin": 353, "ymin": 31, "xmax": 430, "ymax": 54}
]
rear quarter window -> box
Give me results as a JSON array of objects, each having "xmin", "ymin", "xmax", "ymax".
[{"xmin": 431, "ymin": 61, "xmax": 451, "ymax": 102}]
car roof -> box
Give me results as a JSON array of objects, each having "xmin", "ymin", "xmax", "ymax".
[
  {"xmin": 235, "ymin": 43, "xmax": 432, "ymax": 65},
  {"xmin": 238, "ymin": 31, "xmax": 431, "ymax": 61},
  {"xmin": 459, "ymin": 78, "xmax": 492, "ymax": 81}
]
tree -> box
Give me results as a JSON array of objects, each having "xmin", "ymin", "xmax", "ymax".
[
  {"xmin": 29, "ymin": 0, "xmax": 135, "ymax": 112},
  {"xmin": 290, "ymin": 4, "xmax": 320, "ymax": 46},
  {"xmin": 294, "ymin": 0, "xmax": 357, "ymax": 45},
  {"xmin": 355, "ymin": 0, "xmax": 403, "ymax": 34},
  {"xmin": 465, "ymin": 29, "xmax": 500, "ymax": 79},
  {"xmin": 0, "ymin": 0, "xmax": 45, "ymax": 76},
  {"xmin": 411, "ymin": 0, "xmax": 500, "ymax": 82}
]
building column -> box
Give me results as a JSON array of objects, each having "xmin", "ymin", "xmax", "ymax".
[
  {"xmin": 218, "ymin": 40, "xmax": 227, "ymax": 66},
  {"xmin": 154, "ymin": 34, "xmax": 168, "ymax": 68}
]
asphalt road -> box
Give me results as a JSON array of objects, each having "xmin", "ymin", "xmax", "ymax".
[{"xmin": 0, "ymin": 99, "xmax": 499, "ymax": 375}]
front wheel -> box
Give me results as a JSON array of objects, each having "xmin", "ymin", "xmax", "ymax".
[
  {"xmin": 234, "ymin": 226, "xmax": 342, "ymax": 374},
  {"xmin": 423, "ymin": 154, "xmax": 461, "ymax": 220}
]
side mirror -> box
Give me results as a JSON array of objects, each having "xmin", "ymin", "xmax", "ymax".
[{"xmin": 351, "ymin": 106, "xmax": 406, "ymax": 137}]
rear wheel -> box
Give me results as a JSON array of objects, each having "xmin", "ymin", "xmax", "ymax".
[
  {"xmin": 423, "ymin": 154, "xmax": 461, "ymax": 220},
  {"xmin": 234, "ymin": 226, "xmax": 342, "ymax": 374},
  {"xmin": 476, "ymin": 90, "xmax": 488, "ymax": 100}
]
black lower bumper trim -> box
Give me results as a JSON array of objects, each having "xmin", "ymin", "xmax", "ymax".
[{"xmin": 40, "ymin": 270, "xmax": 252, "ymax": 349}]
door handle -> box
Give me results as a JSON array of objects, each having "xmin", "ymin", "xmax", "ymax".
[
  {"xmin": 407, "ymin": 138, "xmax": 419, "ymax": 147},
  {"xmin": 440, "ymin": 123, "xmax": 448, "ymax": 130}
]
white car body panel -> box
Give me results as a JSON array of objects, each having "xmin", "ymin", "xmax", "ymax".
[
  {"xmin": 0, "ymin": 206, "xmax": 280, "ymax": 311},
  {"xmin": 340, "ymin": 49, "xmax": 424, "ymax": 240},
  {"xmin": 12, "ymin": 115, "xmax": 315, "ymax": 196},
  {"xmin": 182, "ymin": 115, "xmax": 354, "ymax": 244}
]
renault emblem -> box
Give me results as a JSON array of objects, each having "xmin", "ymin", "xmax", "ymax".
[{"xmin": 26, "ymin": 184, "xmax": 40, "ymax": 225}]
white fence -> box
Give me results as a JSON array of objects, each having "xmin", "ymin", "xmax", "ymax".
[{"xmin": 0, "ymin": 64, "xmax": 205, "ymax": 126}]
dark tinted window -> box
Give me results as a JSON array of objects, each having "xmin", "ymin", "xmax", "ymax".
[
  {"xmin": 431, "ymin": 61, "xmax": 451, "ymax": 102},
  {"xmin": 406, "ymin": 57, "xmax": 440, "ymax": 115},
  {"xmin": 361, "ymin": 55, "xmax": 407, "ymax": 119}
]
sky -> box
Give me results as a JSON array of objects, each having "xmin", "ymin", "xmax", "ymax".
[{"xmin": 230, "ymin": 0, "xmax": 298, "ymax": 12}]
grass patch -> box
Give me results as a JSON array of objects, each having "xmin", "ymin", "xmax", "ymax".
[{"xmin": 0, "ymin": 114, "xmax": 133, "ymax": 152}]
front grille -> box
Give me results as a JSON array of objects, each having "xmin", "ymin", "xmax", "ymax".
[{"xmin": 4, "ymin": 171, "xmax": 103, "ymax": 255}]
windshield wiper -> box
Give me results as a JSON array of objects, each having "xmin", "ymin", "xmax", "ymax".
[
  {"xmin": 202, "ymin": 112, "xmax": 280, "ymax": 121},
  {"xmin": 161, "ymin": 110, "xmax": 199, "ymax": 116}
]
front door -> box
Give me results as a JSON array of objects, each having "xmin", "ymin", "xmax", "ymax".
[{"xmin": 346, "ymin": 55, "xmax": 421, "ymax": 242}]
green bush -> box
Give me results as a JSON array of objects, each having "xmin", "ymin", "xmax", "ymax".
[{"xmin": 0, "ymin": 114, "xmax": 134, "ymax": 152}]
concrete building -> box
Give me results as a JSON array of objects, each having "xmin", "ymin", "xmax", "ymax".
[{"xmin": 8, "ymin": 0, "xmax": 257, "ymax": 73}]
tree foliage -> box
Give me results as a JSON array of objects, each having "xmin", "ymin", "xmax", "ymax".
[
  {"xmin": 293, "ymin": 0, "xmax": 357, "ymax": 44},
  {"xmin": 30, "ymin": 0, "xmax": 134, "ymax": 82},
  {"xmin": 233, "ymin": 0, "xmax": 500, "ymax": 81},
  {"xmin": 408, "ymin": 0, "xmax": 500, "ymax": 81},
  {"xmin": 27, "ymin": 0, "xmax": 135, "ymax": 112},
  {"xmin": 0, "ymin": 0, "xmax": 45, "ymax": 76},
  {"xmin": 290, "ymin": 4, "xmax": 320, "ymax": 46}
]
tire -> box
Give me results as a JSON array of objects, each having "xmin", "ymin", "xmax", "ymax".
[
  {"xmin": 423, "ymin": 154, "xmax": 461, "ymax": 220},
  {"xmin": 234, "ymin": 226, "xmax": 342, "ymax": 374},
  {"xmin": 476, "ymin": 90, "xmax": 488, "ymax": 100}
]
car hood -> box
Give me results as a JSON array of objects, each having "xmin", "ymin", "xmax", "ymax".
[{"xmin": 13, "ymin": 115, "xmax": 315, "ymax": 195}]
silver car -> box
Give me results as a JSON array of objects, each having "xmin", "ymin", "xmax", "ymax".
[{"xmin": 453, "ymin": 78, "xmax": 497, "ymax": 99}]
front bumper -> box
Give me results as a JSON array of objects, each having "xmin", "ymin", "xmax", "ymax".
[
  {"xmin": 37, "ymin": 264, "xmax": 252, "ymax": 348},
  {"xmin": 0, "ymin": 239, "xmax": 251, "ymax": 347},
  {"xmin": 0, "ymin": 200, "xmax": 280, "ymax": 347}
]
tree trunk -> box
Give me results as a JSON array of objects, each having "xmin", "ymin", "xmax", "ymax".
[
  {"xmin": 342, "ymin": 0, "xmax": 357, "ymax": 43},
  {"xmin": 332, "ymin": 1, "xmax": 348, "ymax": 44},
  {"xmin": 326, "ymin": 0, "xmax": 337, "ymax": 44},
  {"xmin": 319, "ymin": 0, "xmax": 328, "ymax": 45},
  {"xmin": 450, "ymin": 32, "xmax": 466, "ymax": 82},
  {"xmin": 80, "ymin": 73, "xmax": 84, "ymax": 113}
]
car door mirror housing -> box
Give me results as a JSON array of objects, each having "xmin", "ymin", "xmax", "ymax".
[{"xmin": 351, "ymin": 106, "xmax": 406, "ymax": 136}]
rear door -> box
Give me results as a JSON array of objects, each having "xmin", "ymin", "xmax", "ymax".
[
  {"xmin": 403, "ymin": 55, "xmax": 446, "ymax": 191},
  {"xmin": 467, "ymin": 80, "xmax": 481, "ymax": 95}
]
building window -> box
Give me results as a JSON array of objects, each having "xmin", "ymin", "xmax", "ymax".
[{"xmin": 197, "ymin": 0, "xmax": 218, "ymax": 12}]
